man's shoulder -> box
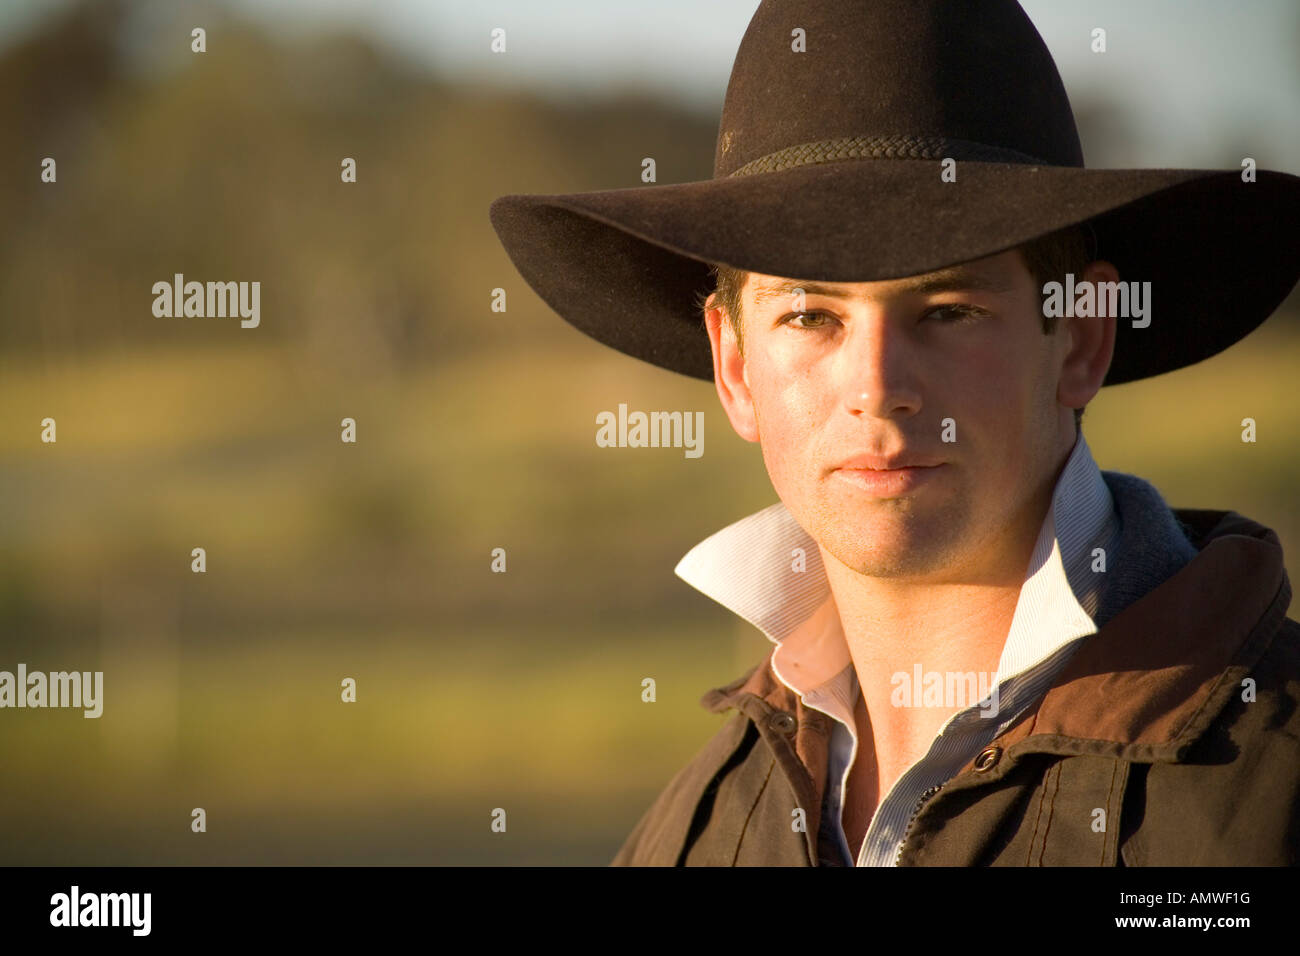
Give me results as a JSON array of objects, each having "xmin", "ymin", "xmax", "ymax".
[
  {"xmin": 1171, "ymin": 504, "xmax": 1284, "ymax": 551},
  {"xmin": 609, "ymin": 708, "xmax": 757, "ymax": 866},
  {"xmin": 1243, "ymin": 612, "xmax": 1300, "ymax": 705},
  {"xmin": 1127, "ymin": 614, "xmax": 1300, "ymax": 864}
]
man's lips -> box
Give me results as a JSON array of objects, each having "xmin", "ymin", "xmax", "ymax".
[
  {"xmin": 833, "ymin": 453, "xmax": 946, "ymax": 470},
  {"xmin": 831, "ymin": 461, "xmax": 945, "ymax": 496}
]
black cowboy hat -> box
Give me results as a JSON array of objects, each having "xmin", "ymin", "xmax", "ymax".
[{"xmin": 488, "ymin": 0, "xmax": 1300, "ymax": 386}]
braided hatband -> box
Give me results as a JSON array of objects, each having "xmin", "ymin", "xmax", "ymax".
[{"xmin": 726, "ymin": 134, "xmax": 1048, "ymax": 177}]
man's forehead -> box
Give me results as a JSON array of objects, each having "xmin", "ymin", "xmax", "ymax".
[{"xmin": 746, "ymin": 251, "xmax": 1024, "ymax": 302}]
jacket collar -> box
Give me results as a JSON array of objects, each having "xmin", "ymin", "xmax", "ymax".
[
  {"xmin": 992, "ymin": 502, "xmax": 1291, "ymax": 763},
  {"xmin": 696, "ymin": 472, "xmax": 1291, "ymax": 766}
]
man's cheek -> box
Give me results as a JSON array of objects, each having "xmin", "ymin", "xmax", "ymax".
[{"xmin": 958, "ymin": 365, "xmax": 1017, "ymax": 414}]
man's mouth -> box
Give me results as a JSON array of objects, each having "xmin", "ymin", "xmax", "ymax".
[
  {"xmin": 833, "ymin": 452, "xmax": 946, "ymax": 471},
  {"xmin": 831, "ymin": 463, "xmax": 945, "ymax": 496}
]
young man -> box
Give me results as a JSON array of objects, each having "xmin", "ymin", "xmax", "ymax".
[{"xmin": 489, "ymin": 0, "xmax": 1300, "ymax": 865}]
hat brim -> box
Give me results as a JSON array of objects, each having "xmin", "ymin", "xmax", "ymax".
[{"xmin": 489, "ymin": 161, "xmax": 1300, "ymax": 386}]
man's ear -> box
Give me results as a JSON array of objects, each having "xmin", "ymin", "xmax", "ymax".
[
  {"xmin": 703, "ymin": 293, "xmax": 760, "ymax": 443},
  {"xmin": 1056, "ymin": 260, "xmax": 1119, "ymax": 413}
]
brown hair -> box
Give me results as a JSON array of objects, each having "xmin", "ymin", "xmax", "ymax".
[{"xmin": 696, "ymin": 223, "xmax": 1097, "ymax": 428}]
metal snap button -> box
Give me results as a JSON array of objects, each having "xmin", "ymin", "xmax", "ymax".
[
  {"xmin": 973, "ymin": 746, "xmax": 1002, "ymax": 771},
  {"xmin": 768, "ymin": 711, "xmax": 797, "ymax": 735}
]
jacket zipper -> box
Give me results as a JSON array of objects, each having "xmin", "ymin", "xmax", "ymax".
[{"xmin": 893, "ymin": 784, "xmax": 944, "ymax": 865}]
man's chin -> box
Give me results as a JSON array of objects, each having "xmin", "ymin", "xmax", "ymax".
[
  {"xmin": 815, "ymin": 513, "xmax": 965, "ymax": 578},
  {"xmin": 835, "ymin": 548, "xmax": 948, "ymax": 579}
]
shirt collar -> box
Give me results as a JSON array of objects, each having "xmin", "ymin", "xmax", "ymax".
[{"xmin": 675, "ymin": 431, "xmax": 1118, "ymax": 714}]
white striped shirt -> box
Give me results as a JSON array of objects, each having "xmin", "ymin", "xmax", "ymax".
[{"xmin": 674, "ymin": 431, "xmax": 1121, "ymax": 866}]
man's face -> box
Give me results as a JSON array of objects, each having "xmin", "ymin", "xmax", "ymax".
[{"xmin": 706, "ymin": 249, "xmax": 1092, "ymax": 584}]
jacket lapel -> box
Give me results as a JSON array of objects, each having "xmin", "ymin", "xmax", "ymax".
[{"xmin": 955, "ymin": 509, "xmax": 1289, "ymax": 771}]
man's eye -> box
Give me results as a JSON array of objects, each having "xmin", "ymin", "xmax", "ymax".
[
  {"xmin": 779, "ymin": 311, "xmax": 835, "ymax": 329},
  {"xmin": 927, "ymin": 305, "xmax": 987, "ymax": 323}
]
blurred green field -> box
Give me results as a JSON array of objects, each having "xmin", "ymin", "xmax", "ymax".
[{"xmin": 0, "ymin": 341, "xmax": 777, "ymax": 864}]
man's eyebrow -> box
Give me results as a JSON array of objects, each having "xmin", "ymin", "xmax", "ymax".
[{"xmin": 750, "ymin": 267, "xmax": 1018, "ymax": 304}]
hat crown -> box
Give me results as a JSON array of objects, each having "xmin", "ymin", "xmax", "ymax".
[{"xmin": 713, "ymin": 0, "xmax": 1085, "ymax": 178}]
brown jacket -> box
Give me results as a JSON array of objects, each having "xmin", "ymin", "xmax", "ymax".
[{"xmin": 611, "ymin": 506, "xmax": 1300, "ymax": 866}]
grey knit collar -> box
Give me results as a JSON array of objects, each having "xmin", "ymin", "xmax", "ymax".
[{"xmin": 1094, "ymin": 470, "xmax": 1199, "ymax": 629}]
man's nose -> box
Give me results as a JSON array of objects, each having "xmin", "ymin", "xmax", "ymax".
[{"xmin": 839, "ymin": 313, "xmax": 922, "ymax": 418}]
